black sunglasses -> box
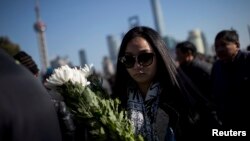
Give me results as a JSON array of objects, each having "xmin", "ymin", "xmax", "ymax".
[{"xmin": 119, "ymin": 52, "xmax": 155, "ymax": 68}]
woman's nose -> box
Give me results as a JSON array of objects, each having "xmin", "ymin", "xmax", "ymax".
[{"xmin": 134, "ymin": 61, "xmax": 143, "ymax": 69}]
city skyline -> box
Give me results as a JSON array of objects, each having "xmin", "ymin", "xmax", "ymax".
[{"xmin": 0, "ymin": 0, "xmax": 250, "ymax": 72}]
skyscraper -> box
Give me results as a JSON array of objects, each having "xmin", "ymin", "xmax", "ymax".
[
  {"xmin": 79, "ymin": 49, "xmax": 87, "ymax": 67},
  {"xmin": 150, "ymin": 0, "xmax": 166, "ymax": 37},
  {"xmin": 201, "ymin": 31, "xmax": 210, "ymax": 55},
  {"xmin": 102, "ymin": 56, "xmax": 115, "ymax": 78},
  {"xmin": 106, "ymin": 35, "xmax": 119, "ymax": 66},
  {"xmin": 33, "ymin": 0, "xmax": 49, "ymax": 72},
  {"xmin": 188, "ymin": 29, "xmax": 205, "ymax": 54}
]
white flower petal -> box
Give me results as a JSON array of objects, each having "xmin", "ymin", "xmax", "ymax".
[
  {"xmin": 81, "ymin": 64, "xmax": 94, "ymax": 77},
  {"xmin": 46, "ymin": 65, "xmax": 90, "ymax": 88}
]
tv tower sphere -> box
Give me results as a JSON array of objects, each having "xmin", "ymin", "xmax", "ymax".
[{"xmin": 34, "ymin": 21, "xmax": 46, "ymax": 32}]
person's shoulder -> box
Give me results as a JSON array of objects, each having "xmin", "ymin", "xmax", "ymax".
[
  {"xmin": 242, "ymin": 51, "xmax": 250, "ymax": 65},
  {"xmin": 192, "ymin": 58, "xmax": 212, "ymax": 72},
  {"xmin": 237, "ymin": 50, "xmax": 250, "ymax": 62},
  {"xmin": 238, "ymin": 50, "xmax": 249, "ymax": 56},
  {"xmin": 243, "ymin": 51, "xmax": 250, "ymax": 59}
]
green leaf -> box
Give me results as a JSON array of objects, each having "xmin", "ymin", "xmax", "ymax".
[{"xmin": 54, "ymin": 74, "xmax": 144, "ymax": 141}]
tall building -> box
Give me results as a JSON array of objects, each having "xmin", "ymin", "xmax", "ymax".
[
  {"xmin": 150, "ymin": 0, "xmax": 166, "ymax": 37},
  {"xmin": 79, "ymin": 49, "xmax": 87, "ymax": 67},
  {"xmin": 102, "ymin": 56, "xmax": 115, "ymax": 78},
  {"xmin": 33, "ymin": 0, "xmax": 50, "ymax": 72},
  {"xmin": 106, "ymin": 35, "xmax": 119, "ymax": 66},
  {"xmin": 187, "ymin": 29, "xmax": 205, "ymax": 54},
  {"xmin": 201, "ymin": 31, "xmax": 210, "ymax": 55}
]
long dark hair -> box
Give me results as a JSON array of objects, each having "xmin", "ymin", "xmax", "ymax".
[
  {"xmin": 113, "ymin": 26, "xmax": 184, "ymax": 107},
  {"xmin": 112, "ymin": 26, "xmax": 218, "ymax": 139}
]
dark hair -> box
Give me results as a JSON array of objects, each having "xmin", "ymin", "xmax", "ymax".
[
  {"xmin": 113, "ymin": 26, "xmax": 216, "ymax": 138},
  {"xmin": 176, "ymin": 41, "xmax": 197, "ymax": 56},
  {"xmin": 113, "ymin": 26, "xmax": 185, "ymax": 107},
  {"xmin": 215, "ymin": 29, "xmax": 240, "ymax": 48},
  {"xmin": 13, "ymin": 51, "xmax": 39, "ymax": 75}
]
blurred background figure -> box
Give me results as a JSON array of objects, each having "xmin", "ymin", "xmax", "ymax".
[
  {"xmin": 246, "ymin": 45, "xmax": 250, "ymax": 51},
  {"xmin": 0, "ymin": 36, "xmax": 41, "ymax": 79},
  {"xmin": 0, "ymin": 36, "xmax": 20, "ymax": 56},
  {"xmin": 13, "ymin": 51, "xmax": 40, "ymax": 77},
  {"xmin": 211, "ymin": 29, "xmax": 250, "ymax": 131},
  {"xmin": 175, "ymin": 41, "xmax": 212, "ymax": 100},
  {"xmin": 0, "ymin": 48, "xmax": 62, "ymax": 141}
]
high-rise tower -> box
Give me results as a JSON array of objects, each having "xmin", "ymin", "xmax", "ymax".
[
  {"xmin": 188, "ymin": 29, "xmax": 205, "ymax": 54},
  {"xmin": 34, "ymin": 0, "xmax": 50, "ymax": 72},
  {"xmin": 106, "ymin": 35, "xmax": 119, "ymax": 67},
  {"xmin": 79, "ymin": 49, "xmax": 88, "ymax": 67},
  {"xmin": 151, "ymin": 0, "xmax": 166, "ymax": 37}
]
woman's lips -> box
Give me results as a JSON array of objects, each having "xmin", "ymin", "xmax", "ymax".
[{"xmin": 134, "ymin": 71, "xmax": 145, "ymax": 77}]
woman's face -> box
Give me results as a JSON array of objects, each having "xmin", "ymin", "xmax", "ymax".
[{"xmin": 124, "ymin": 37, "xmax": 157, "ymax": 85}]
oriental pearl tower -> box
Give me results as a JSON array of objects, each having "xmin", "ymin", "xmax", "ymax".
[{"xmin": 34, "ymin": 0, "xmax": 50, "ymax": 72}]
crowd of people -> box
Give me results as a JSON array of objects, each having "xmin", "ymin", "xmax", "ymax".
[{"xmin": 0, "ymin": 26, "xmax": 249, "ymax": 141}]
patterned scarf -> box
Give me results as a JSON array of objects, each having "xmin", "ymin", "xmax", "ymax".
[{"xmin": 127, "ymin": 82, "xmax": 161, "ymax": 141}]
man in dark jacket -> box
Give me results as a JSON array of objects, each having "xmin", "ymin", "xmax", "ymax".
[
  {"xmin": 175, "ymin": 41, "xmax": 212, "ymax": 100},
  {"xmin": 175, "ymin": 41, "xmax": 221, "ymax": 139},
  {"xmin": 0, "ymin": 48, "xmax": 62, "ymax": 141},
  {"xmin": 211, "ymin": 29, "xmax": 250, "ymax": 132}
]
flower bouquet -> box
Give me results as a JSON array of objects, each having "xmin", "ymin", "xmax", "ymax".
[{"xmin": 45, "ymin": 65, "xmax": 143, "ymax": 141}]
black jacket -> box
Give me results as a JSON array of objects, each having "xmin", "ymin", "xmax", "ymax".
[
  {"xmin": 0, "ymin": 49, "xmax": 62, "ymax": 141},
  {"xmin": 159, "ymin": 85, "xmax": 219, "ymax": 141},
  {"xmin": 178, "ymin": 58, "xmax": 212, "ymax": 100},
  {"xmin": 211, "ymin": 50, "xmax": 250, "ymax": 130}
]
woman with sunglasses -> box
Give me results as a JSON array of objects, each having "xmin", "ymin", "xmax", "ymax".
[{"xmin": 112, "ymin": 26, "xmax": 218, "ymax": 141}]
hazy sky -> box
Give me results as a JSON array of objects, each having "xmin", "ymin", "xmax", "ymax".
[{"xmin": 1, "ymin": 0, "xmax": 250, "ymax": 72}]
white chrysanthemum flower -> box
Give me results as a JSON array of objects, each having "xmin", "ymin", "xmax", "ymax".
[
  {"xmin": 46, "ymin": 65, "xmax": 90, "ymax": 88},
  {"xmin": 80, "ymin": 64, "xmax": 94, "ymax": 77}
]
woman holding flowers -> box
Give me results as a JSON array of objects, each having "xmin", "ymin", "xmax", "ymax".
[
  {"xmin": 113, "ymin": 26, "xmax": 218, "ymax": 141},
  {"xmin": 46, "ymin": 64, "xmax": 144, "ymax": 141}
]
